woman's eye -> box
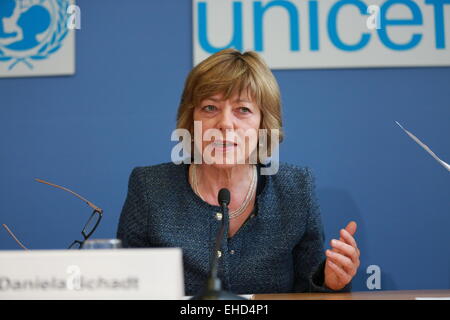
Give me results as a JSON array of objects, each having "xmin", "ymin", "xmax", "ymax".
[
  {"xmin": 202, "ymin": 105, "xmax": 217, "ymax": 112},
  {"xmin": 238, "ymin": 107, "xmax": 251, "ymax": 114}
]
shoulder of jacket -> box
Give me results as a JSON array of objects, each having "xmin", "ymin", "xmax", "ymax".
[
  {"xmin": 272, "ymin": 162, "xmax": 315, "ymax": 186},
  {"xmin": 266, "ymin": 162, "xmax": 318, "ymax": 210},
  {"xmin": 129, "ymin": 162, "xmax": 185, "ymax": 186}
]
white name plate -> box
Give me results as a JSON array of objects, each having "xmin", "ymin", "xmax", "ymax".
[{"xmin": 0, "ymin": 248, "xmax": 184, "ymax": 300}]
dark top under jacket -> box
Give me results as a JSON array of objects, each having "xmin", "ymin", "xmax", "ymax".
[{"xmin": 117, "ymin": 162, "xmax": 351, "ymax": 295}]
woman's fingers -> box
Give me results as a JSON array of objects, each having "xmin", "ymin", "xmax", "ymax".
[
  {"xmin": 325, "ymin": 221, "xmax": 360, "ymax": 289},
  {"xmin": 331, "ymin": 239, "xmax": 359, "ymax": 263},
  {"xmin": 326, "ymin": 250, "xmax": 355, "ymax": 273},
  {"xmin": 340, "ymin": 228, "xmax": 357, "ymax": 248},
  {"xmin": 326, "ymin": 259, "xmax": 352, "ymax": 285},
  {"xmin": 327, "ymin": 251, "xmax": 356, "ymax": 278},
  {"xmin": 339, "ymin": 229, "xmax": 360, "ymax": 257},
  {"xmin": 344, "ymin": 221, "xmax": 357, "ymax": 236},
  {"xmin": 329, "ymin": 241, "xmax": 360, "ymax": 275}
]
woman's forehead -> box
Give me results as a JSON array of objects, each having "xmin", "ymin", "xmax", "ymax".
[{"xmin": 204, "ymin": 91, "xmax": 255, "ymax": 103}]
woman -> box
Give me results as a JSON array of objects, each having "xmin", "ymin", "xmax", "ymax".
[{"xmin": 117, "ymin": 49, "xmax": 360, "ymax": 296}]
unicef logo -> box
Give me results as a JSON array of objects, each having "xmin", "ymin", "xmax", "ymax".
[{"xmin": 0, "ymin": 0, "xmax": 69, "ymax": 70}]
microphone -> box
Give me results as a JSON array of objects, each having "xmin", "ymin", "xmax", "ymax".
[{"xmin": 191, "ymin": 188, "xmax": 246, "ymax": 300}]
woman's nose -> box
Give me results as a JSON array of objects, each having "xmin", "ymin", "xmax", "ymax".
[{"xmin": 217, "ymin": 108, "xmax": 234, "ymax": 131}]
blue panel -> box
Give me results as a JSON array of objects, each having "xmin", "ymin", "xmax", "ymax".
[{"xmin": 0, "ymin": 0, "xmax": 449, "ymax": 292}]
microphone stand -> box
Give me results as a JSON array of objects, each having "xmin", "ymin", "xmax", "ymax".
[{"xmin": 191, "ymin": 189, "xmax": 246, "ymax": 300}]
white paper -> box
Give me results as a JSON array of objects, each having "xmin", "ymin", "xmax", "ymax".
[
  {"xmin": 183, "ymin": 294, "xmax": 254, "ymax": 300},
  {"xmin": 0, "ymin": 249, "xmax": 184, "ymax": 300},
  {"xmin": 415, "ymin": 297, "xmax": 450, "ymax": 300},
  {"xmin": 396, "ymin": 121, "xmax": 450, "ymax": 172}
]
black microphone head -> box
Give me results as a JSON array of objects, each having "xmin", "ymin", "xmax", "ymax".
[{"xmin": 218, "ymin": 188, "xmax": 230, "ymax": 206}]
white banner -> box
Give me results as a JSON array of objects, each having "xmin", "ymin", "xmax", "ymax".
[
  {"xmin": 193, "ymin": 0, "xmax": 450, "ymax": 69},
  {"xmin": 0, "ymin": 0, "xmax": 76, "ymax": 78},
  {"xmin": 0, "ymin": 249, "xmax": 184, "ymax": 300}
]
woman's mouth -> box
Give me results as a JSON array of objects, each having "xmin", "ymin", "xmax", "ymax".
[{"xmin": 211, "ymin": 140, "xmax": 237, "ymax": 152}]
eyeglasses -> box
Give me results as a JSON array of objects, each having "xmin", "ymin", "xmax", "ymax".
[
  {"xmin": 2, "ymin": 178, "xmax": 103, "ymax": 250},
  {"xmin": 67, "ymin": 209, "xmax": 103, "ymax": 249}
]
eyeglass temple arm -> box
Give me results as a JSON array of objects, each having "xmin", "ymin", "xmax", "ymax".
[
  {"xmin": 2, "ymin": 224, "xmax": 28, "ymax": 250},
  {"xmin": 35, "ymin": 178, "xmax": 103, "ymax": 213}
]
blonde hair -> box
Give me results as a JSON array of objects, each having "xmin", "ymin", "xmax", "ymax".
[{"xmin": 176, "ymin": 48, "xmax": 283, "ymax": 159}]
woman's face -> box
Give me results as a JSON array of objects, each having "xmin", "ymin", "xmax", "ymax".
[{"xmin": 193, "ymin": 91, "xmax": 261, "ymax": 168}]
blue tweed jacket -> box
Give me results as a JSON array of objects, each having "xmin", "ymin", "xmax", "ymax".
[{"xmin": 116, "ymin": 162, "xmax": 351, "ymax": 295}]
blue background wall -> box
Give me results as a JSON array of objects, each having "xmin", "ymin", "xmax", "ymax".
[{"xmin": 1, "ymin": 0, "xmax": 449, "ymax": 292}]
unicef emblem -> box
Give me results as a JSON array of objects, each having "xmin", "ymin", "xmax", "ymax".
[{"xmin": 0, "ymin": 0, "xmax": 70, "ymax": 71}]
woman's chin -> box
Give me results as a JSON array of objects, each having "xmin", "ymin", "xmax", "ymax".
[{"xmin": 202, "ymin": 158, "xmax": 253, "ymax": 169}]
